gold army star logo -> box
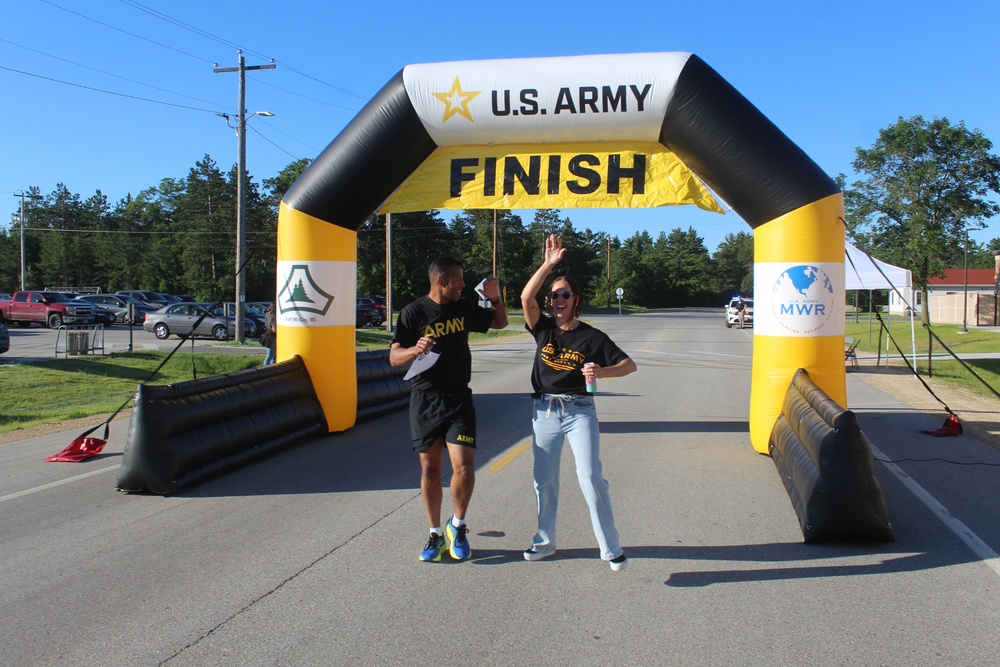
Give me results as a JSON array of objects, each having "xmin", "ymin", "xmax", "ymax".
[{"xmin": 432, "ymin": 76, "xmax": 480, "ymax": 123}]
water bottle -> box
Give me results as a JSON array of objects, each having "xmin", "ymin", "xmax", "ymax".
[{"xmin": 584, "ymin": 362, "xmax": 596, "ymax": 393}]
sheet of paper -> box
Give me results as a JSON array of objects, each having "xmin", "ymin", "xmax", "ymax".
[
  {"xmin": 474, "ymin": 278, "xmax": 489, "ymax": 300},
  {"xmin": 403, "ymin": 350, "xmax": 440, "ymax": 380}
]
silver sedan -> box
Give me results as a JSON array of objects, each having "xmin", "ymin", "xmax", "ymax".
[{"xmin": 142, "ymin": 302, "xmax": 248, "ymax": 341}]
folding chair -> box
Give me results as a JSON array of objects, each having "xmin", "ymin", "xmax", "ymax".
[{"xmin": 844, "ymin": 337, "xmax": 860, "ymax": 370}]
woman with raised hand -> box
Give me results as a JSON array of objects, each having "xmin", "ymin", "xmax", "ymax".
[{"xmin": 520, "ymin": 234, "xmax": 637, "ymax": 572}]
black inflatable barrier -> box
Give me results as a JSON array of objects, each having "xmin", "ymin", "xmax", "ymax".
[
  {"xmin": 356, "ymin": 348, "xmax": 411, "ymax": 422},
  {"xmin": 769, "ymin": 368, "xmax": 895, "ymax": 542},
  {"xmin": 116, "ymin": 356, "xmax": 327, "ymax": 494}
]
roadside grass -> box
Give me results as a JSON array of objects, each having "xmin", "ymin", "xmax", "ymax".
[
  {"xmin": 921, "ymin": 359, "xmax": 1000, "ymax": 397},
  {"xmin": 0, "ymin": 319, "xmax": 531, "ymax": 434},
  {"xmin": 846, "ymin": 316, "xmax": 1000, "ymax": 398},
  {"xmin": 845, "ymin": 316, "xmax": 1000, "ymax": 356},
  {"xmin": 3, "ymin": 312, "xmax": 995, "ymax": 436},
  {"xmin": 0, "ymin": 350, "xmax": 260, "ymax": 433}
]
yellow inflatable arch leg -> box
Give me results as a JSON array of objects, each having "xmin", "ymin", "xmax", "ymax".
[
  {"xmin": 275, "ymin": 202, "xmax": 359, "ymax": 432},
  {"xmin": 749, "ymin": 193, "xmax": 846, "ymax": 453}
]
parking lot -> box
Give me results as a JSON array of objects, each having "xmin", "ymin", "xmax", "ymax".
[{"xmin": 0, "ymin": 322, "xmax": 266, "ymax": 362}]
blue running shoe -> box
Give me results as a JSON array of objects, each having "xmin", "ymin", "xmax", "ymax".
[
  {"xmin": 419, "ymin": 532, "xmax": 446, "ymax": 562},
  {"xmin": 445, "ymin": 520, "xmax": 471, "ymax": 561}
]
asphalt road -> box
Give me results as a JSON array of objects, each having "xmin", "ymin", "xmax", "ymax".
[{"xmin": 2, "ymin": 309, "xmax": 998, "ymax": 666}]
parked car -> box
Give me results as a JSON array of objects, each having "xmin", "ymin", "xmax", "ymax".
[
  {"xmin": 0, "ymin": 290, "xmax": 96, "ymax": 328},
  {"xmin": 208, "ymin": 302, "xmax": 265, "ymax": 338},
  {"xmin": 78, "ymin": 293, "xmax": 157, "ymax": 324},
  {"xmin": 356, "ymin": 298, "xmax": 383, "ymax": 328},
  {"xmin": 246, "ymin": 302, "xmax": 271, "ymax": 316},
  {"xmin": 143, "ymin": 302, "xmax": 252, "ymax": 341},
  {"xmin": 90, "ymin": 304, "xmax": 117, "ymax": 327},
  {"xmin": 725, "ymin": 297, "xmax": 753, "ymax": 328},
  {"xmin": 0, "ymin": 320, "xmax": 9, "ymax": 354},
  {"xmin": 358, "ymin": 294, "xmax": 387, "ymax": 324},
  {"xmin": 115, "ymin": 290, "xmax": 174, "ymax": 310}
]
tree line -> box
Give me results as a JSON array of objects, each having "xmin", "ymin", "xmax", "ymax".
[
  {"xmin": 1, "ymin": 155, "xmax": 755, "ymax": 308},
  {"xmin": 3, "ymin": 116, "xmax": 998, "ymax": 316}
]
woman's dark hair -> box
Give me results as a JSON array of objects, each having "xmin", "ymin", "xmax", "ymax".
[{"xmin": 546, "ymin": 275, "xmax": 583, "ymax": 318}]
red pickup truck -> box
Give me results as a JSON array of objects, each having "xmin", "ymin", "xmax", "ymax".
[{"xmin": 0, "ymin": 290, "xmax": 96, "ymax": 329}]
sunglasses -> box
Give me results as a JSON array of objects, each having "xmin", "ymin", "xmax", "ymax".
[{"xmin": 549, "ymin": 290, "xmax": 574, "ymax": 300}]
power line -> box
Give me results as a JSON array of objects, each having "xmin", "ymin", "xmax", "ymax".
[
  {"xmin": 251, "ymin": 76, "xmax": 361, "ymax": 112},
  {"xmin": 0, "ymin": 65, "xmax": 222, "ymax": 114},
  {"xmin": 118, "ymin": 0, "xmax": 370, "ymax": 101},
  {"xmin": 1, "ymin": 37, "xmax": 227, "ymax": 109},
  {"xmin": 246, "ymin": 124, "xmax": 302, "ymax": 161},
  {"xmin": 247, "ymin": 118, "xmax": 321, "ymax": 154},
  {"xmin": 38, "ymin": 0, "xmax": 217, "ymax": 65},
  {"xmin": 118, "ymin": 0, "xmax": 247, "ymax": 55}
]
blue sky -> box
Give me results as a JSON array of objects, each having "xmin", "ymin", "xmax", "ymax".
[{"xmin": 3, "ymin": 0, "xmax": 998, "ymax": 254}]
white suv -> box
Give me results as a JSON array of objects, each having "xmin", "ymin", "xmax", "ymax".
[{"xmin": 725, "ymin": 297, "xmax": 753, "ymax": 328}]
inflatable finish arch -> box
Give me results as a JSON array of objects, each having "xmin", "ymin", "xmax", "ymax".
[{"xmin": 277, "ymin": 52, "xmax": 845, "ymax": 453}]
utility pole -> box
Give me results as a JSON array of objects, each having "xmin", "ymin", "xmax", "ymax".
[
  {"xmin": 385, "ymin": 213, "xmax": 393, "ymax": 332},
  {"xmin": 493, "ymin": 209, "xmax": 498, "ymax": 277},
  {"xmin": 606, "ymin": 236, "xmax": 612, "ymax": 308},
  {"xmin": 214, "ymin": 51, "xmax": 275, "ymax": 343},
  {"xmin": 13, "ymin": 191, "xmax": 40, "ymax": 290},
  {"xmin": 962, "ymin": 229, "xmax": 969, "ymax": 333}
]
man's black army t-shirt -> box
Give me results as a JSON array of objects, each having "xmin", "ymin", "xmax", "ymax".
[{"xmin": 392, "ymin": 296, "xmax": 494, "ymax": 392}]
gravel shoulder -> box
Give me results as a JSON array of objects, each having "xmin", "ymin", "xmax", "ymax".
[{"xmin": 853, "ymin": 360, "xmax": 1000, "ymax": 451}]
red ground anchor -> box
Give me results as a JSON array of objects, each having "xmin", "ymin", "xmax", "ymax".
[
  {"xmin": 44, "ymin": 424, "xmax": 109, "ymax": 462},
  {"xmin": 920, "ymin": 413, "xmax": 963, "ymax": 437}
]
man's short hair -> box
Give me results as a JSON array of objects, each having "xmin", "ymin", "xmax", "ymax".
[{"xmin": 429, "ymin": 257, "xmax": 463, "ymax": 283}]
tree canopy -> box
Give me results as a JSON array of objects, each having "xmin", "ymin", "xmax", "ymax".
[
  {"xmin": 2, "ymin": 155, "xmax": 738, "ymax": 309},
  {"xmin": 841, "ymin": 115, "xmax": 1000, "ymax": 322}
]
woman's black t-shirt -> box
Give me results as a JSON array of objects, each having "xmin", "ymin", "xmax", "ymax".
[
  {"xmin": 526, "ymin": 315, "xmax": 629, "ymax": 396},
  {"xmin": 392, "ymin": 296, "xmax": 494, "ymax": 391}
]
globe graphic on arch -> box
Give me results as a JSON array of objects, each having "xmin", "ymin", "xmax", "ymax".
[{"xmin": 771, "ymin": 265, "xmax": 836, "ymax": 333}]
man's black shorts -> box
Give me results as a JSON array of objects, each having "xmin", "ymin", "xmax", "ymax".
[{"xmin": 409, "ymin": 388, "xmax": 477, "ymax": 452}]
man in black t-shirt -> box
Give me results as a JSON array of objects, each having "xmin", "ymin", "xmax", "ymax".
[{"xmin": 390, "ymin": 257, "xmax": 507, "ymax": 563}]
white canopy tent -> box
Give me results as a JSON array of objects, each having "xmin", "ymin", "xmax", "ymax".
[{"xmin": 844, "ymin": 242, "xmax": 916, "ymax": 367}]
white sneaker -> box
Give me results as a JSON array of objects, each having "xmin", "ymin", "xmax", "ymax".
[
  {"xmin": 523, "ymin": 548, "xmax": 554, "ymax": 561},
  {"xmin": 610, "ymin": 554, "xmax": 628, "ymax": 572}
]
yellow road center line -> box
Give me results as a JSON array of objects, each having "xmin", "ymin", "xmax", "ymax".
[{"xmin": 488, "ymin": 438, "xmax": 532, "ymax": 474}]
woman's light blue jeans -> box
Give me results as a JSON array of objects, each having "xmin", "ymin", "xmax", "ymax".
[{"xmin": 529, "ymin": 394, "xmax": 623, "ymax": 561}]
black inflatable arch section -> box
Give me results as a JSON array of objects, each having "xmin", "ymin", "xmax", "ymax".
[{"xmin": 284, "ymin": 55, "xmax": 838, "ymax": 232}]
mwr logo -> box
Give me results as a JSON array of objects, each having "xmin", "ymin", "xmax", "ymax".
[
  {"xmin": 277, "ymin": 264, "xmax": 335, "ymax": 316},
  {"xmin": 770, "ymin": 265, "xmax": 836, "ymax": 334}
]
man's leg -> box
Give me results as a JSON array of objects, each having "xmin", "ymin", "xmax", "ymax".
[
  {"xmin": 447, "ymin": 443, "xmax": 475, "ymax": 520},
  {"xmin": 418, "ymin": 438, "xmax": 445, "ymax": 529}
]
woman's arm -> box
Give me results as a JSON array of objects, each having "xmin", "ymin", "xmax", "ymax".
[
  {"xmin": 582, "ymin": 357, "xmax": 637, "ymax": 382},
  {"xmin": 521, "ymin": 234, "xmax": 566, "ymax": 330}
]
